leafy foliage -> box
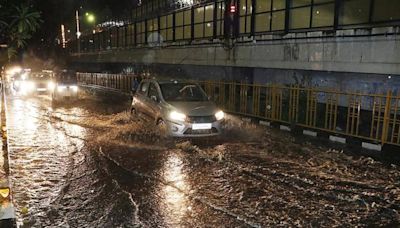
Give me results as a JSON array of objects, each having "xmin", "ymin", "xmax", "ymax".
[{"xmin": 0, "ymin": 1, "xmax": 42, "ymax": 60}]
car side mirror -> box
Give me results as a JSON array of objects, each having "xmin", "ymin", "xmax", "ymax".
[{"xmin": 151, "ymin": 95, "xmax": 158, "ymax": 102}]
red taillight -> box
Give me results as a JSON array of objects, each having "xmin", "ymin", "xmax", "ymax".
[{"xmin": 230, "ymin": 5, "xmax": 236, "ymax": 13}]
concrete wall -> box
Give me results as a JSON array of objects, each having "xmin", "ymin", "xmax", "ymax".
[
  {"xmin": 69, "ymin": 27, "xmax": 400, "ymax": 92},
  {"xmin": 71, "ymin": 28, "xmax": 400, "ymax": 75}
]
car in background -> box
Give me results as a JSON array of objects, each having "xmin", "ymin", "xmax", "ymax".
[
  {"xmin": 13, "ymin": 70, "xmax": 55, "ymax": 96},
  {"xmin": 52, "ymin": 70, "xmax": 78, "ymax": 101},
  {"xmin": 131, "ymin": 79, "xmax": 225, "ymax": 137},
  {"xmin": 11, "ymin": 70, "xmax": 29, "ymax": 94}
]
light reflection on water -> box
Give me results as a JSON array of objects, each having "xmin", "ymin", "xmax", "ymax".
[
  {"xmin": 11, "ymin": 99, "xmax": 39, "ymax": 131},
  {"xmin": 161, "ymin": 153, "xmax": 192, "ymax": 226},
  {"xmin": 7, "ymin": 97, "xmax": 87, "ymax": 226}
]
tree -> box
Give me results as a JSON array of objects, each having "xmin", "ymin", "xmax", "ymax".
[{"xmin": 0, "ymin": 2, "xmax": 42, "ymax": 62}]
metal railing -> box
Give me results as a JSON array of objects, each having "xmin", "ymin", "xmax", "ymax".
[{"xmin": 77, "ymin": 72, "xmax": 400, "ymax": 147}]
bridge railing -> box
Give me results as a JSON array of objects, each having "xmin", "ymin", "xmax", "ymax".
[{"xmin": 77, "ymin": 72, "xmax": 400, "ymax": 147}]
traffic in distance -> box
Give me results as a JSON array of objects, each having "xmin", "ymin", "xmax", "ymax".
[{"xmin": 6, "ymin": 67, "xmax": 78, "ymax": 101}]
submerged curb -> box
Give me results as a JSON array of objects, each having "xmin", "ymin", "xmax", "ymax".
[{"xmin": 0, "ymin": 82, "xmax": 16, "ymax": 227}]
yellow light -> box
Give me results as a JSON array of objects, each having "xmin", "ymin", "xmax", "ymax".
[
  {"xmin": 170, "ymin": 111, "xmax": 186, "ymax": 122},
  {"xmin": 5, "ymin": 66, "xmax": 22, "ymax": 75},
  {"xmin": 0, "ymin": 188, "xmax": 10, "ymax": 198},
  {"xmin": 71, "ymin": 85, "xmax": 78, "ymax": 92},
  {"xmin": 87, "ymin": 14, "xmax": 95, "ymax": 23},
  {"xmin": 48, "ymin": 81, "xmax": 55, "ymax": 90},
  {"xmin": 215, "ymin": 110, "xmax": 224, "ymax": 120},
  {"xmin": 21, "ymin": 72, "xmax": 28, "ymax": 80},
  {"xmin": 57, "ymin": 86, "xmax": 66, "ymax": 92}
]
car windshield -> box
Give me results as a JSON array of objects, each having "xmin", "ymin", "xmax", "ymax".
[
  {"xmin": 160, "ymin": 83, "xmax": 208, "ymax": 102},
  {"xmin": 57, "ymin": 73, "xmax": 77, "ymax": 84},
  {"xmin": 30, "ymin": 72, "xmax": 52, "ymax": 80}
]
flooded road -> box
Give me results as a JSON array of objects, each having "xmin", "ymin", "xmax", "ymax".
[{"xmin": 5, "ymin": 92, "xmax": 400, "ymax": 227}]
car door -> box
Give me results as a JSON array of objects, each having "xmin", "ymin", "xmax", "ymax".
[
  {"xmin": 146, "ymin": 82, "xmax": 161, "ymax": 121},
  {"xmin": 133, "ymin": 81, "xmax": 150, "ymax": 117}
]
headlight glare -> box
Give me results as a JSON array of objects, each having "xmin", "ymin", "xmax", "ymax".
[
  {"xmin": 57, "ymin": 86, "xmax": 66, "ymax": 92},
  {"xmin": 215, "ymin": 110, "xmax": 224, "ymax": 121},
  {"xmin": 48, "ymin": 81, "xmax": 55, "ymax": 90},
  {"xmin": 71, "ymin": 85, "xmax": 78, "ymax": 92},
  {"xmin": 21, "ymin": 81, "xmax": 35, "ymax": 92},
  {"xmin": 169, "ymin": 111, "xmax": 186, "ymax": 122}
]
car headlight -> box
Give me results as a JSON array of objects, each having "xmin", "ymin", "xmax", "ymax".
[
  {"xmin": 169, "ymin": 111, "xmax": 187, "ymax": 122},
  {"xmin": 70, "ymin": 85, "xmax": 78, "ymax": 92},
  {"xmin": 21, "ymin": 81, "xmax": 35, "ymax": 91},
  {"xmin": 48, "ymin": 81, "xmax": 55, "ymax": 90},
  {"xmin": 27, "ymin": 82, "xmax": 35, "ymax": 91},
  {"xmin": 215, "ymin": 110, "xmax": 224, "ymax": 121},
  {"xmin": 57, "ymin": 86, "xmax": 66, "ymax": 92}
]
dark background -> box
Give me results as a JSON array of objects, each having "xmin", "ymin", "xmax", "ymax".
[{"xmin": 29, "ymin": 0, "xmax": 137, "ymax": 58}]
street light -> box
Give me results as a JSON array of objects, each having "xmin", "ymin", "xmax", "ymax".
[
  {"xmin": 86, "ymin": 14, "xmax": 95, "ymax": 23},
  {"xmin": 75, "ymin": 10, "xmax": 95, "ymax": 53},
  {"xmin": 75, "ymin": 10, "xmax": 81, "ymax": 39}
]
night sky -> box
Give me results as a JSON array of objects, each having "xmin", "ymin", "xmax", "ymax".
[{"xmin": 29, "ymin": 0, "xmax": 136, "ymax": 55}]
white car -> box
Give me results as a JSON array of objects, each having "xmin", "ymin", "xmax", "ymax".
[
  {"xmin": 131, "ymin": 79, "xmax": 225, "ymax": 137},
  {"xmin": 13, "ymin": 71, "xmax": 55, "ymax": 96},
  {"xmin": 52, "ymin": 72, "xmax": 78, "ymax": 101}
]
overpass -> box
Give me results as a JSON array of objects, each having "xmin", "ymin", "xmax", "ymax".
[{"xmin": 67, "ymin": 0, "xmax": 400, "ymax": 94}]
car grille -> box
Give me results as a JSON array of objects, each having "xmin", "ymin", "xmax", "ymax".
[
  {"xmin": 187, "ymin": 115, "xmax": 216, "ymax": 123},
  {"xmin": 36, "ymin": 82, "xmax": 47, "ymax": 88},
  {"xmin": 183, "ymin": 127, "xmax": 218, "ymax": 135}
]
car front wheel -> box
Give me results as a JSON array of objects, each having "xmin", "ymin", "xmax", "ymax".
[{"xmin": 157, "ymin": 119, "xmax": 168, "ymax": 135}]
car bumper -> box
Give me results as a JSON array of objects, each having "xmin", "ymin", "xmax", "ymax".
[
  {"xmin": 166, "ymin": 120, "xmax": 223, "ymax": 137},
  {"xmin": 35, "ymin": 88, "xmax": 50, "ymax": 93},
  {"xmin": 54, "ymin": 91, "xmax": 78, "ymax": 98}
]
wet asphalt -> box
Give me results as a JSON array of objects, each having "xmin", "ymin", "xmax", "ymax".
[{"xmin": 5, "ymin": 91, "xmax": 400, "ymax": 227}]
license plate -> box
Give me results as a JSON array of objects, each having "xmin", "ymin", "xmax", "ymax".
[
  {"xmin": 37, "ymin": 88, "xmax": 47, "ymax": 91},
  {"xmin": 192, "ymin": 123, "xmax": 212, "ymax": 130}
]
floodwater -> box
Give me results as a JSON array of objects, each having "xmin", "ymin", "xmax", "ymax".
[{"xmin": 5, "ymin": 91, "xmax": 400, "ymax": 227}]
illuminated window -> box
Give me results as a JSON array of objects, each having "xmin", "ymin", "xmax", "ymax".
[
  {"xmin": 255, "ymin": 0, "xmax": 286, "ymax": 33},
  {"xmin": 339, "ymin": 0, "xmax": 371, "ymax": 25},
  {"xmin": 126, "ymin": 24, "xmax": 135, "ymax": 47},
  {"xmin": 290, "ymin": 7, "xmax": 311, "ymax": 29},
  {"xmin": 175, "ymin": 9, "xmax": 192, "ymax": 40},
  {"xmin": 160, "ymin": 14, "xmax": 173, "ymax": 41},
  {"xmin": 291, "ymin": 0, "xmax": 311, "ymax": 7},
  {"xmin": 216, "ymin": 1, "xmax": 225, "ymax": 37},
  {"xmin": 193, "ymin": 3, "xmax": 214, "ymax": 39},
  {"xmin": 372, "ymin": 0, "xmax": 400, "ymax": 22},
  {"xmin": 239, "ymin": 0, "xmax": 252, "ymax": 34},
  {"xmin": 312, "ymin": 3, "xmax": 334, "ymax": 27},
  {"xmin": 255, "ymin": 13, "xmax": 269, "ymax": 32},
  {"xmin": 271, "ymin": 10, "xmax": 285, "ymax": 31},
  {"xmin": 273, "ymin": 0, "xmax": 286, "ymax": 10},
  {"xmin": 147, "ymin": 19, "xmax": 159, "ymax": 44},
  {"xmin": 257, "ymin": 0, "xmax": 271, "ymax": 12},
  {"xmin": 136, "ymin": 21, "xmax": 146, "ymax": 44},
  {"xmin": 289, "ymin": 0, "xmax": 334, "ymax": 29}
]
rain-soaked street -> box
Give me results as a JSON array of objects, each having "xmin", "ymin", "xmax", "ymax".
[{"xmin": 6, "ymin": 91, "xmax": 400, "ymax": 227}]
